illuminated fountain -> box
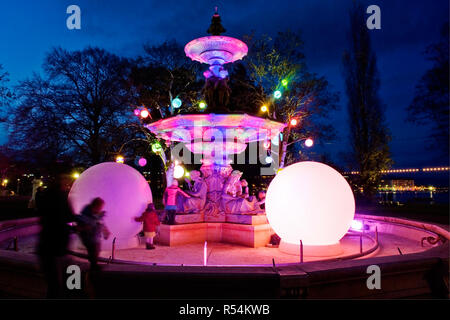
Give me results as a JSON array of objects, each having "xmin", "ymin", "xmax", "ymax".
[{"xmin": 146, "ymin": 9, "xmax": 285, "ymax": 226}]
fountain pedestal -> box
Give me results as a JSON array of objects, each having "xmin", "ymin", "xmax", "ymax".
[{"xmin": 156, "ymin": 217, "xmax": 273, "ymax": 247}]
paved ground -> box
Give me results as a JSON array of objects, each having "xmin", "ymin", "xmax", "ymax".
[{"xmin": 3, "ymin": 232, "xmax": 433, "ymax": 266}]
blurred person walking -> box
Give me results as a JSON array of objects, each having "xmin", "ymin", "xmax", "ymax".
[
  {"xmin": 76, "ymin": 197, "xmax": 110, "ymax": 271},
  {"xmin": 36, "ymin": 173, "xmax": 75, "ymax": 298}
]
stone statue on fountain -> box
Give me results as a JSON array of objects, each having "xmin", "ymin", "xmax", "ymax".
[
  {"xmin": 182, "ymin": 170, "xmax": 207, "ymax": 213},
  {"xmin": 177, "ymin": 166, "xmax": 263, "ymax": 218},
  {"xmin": 221, "ymin": 170, "xmax": 259, "ymax": 215}
]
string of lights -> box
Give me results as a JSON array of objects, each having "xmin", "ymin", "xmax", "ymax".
[{"xmin": 343, "ymin": 167, "xmax": 450, "ymax": 175}]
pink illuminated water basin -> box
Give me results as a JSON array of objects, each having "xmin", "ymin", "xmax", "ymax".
[{"xmin": 145, "ymin": 113, "xmax": 286, "ymax": 156}]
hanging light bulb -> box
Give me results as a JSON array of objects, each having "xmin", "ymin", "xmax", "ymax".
[
  {"xmin": 173, "ymin": 164, "xmax": 185, "ymax": 179},
  {"xmin": 305, "ymin": 138, "xmax": 314, "ymax": 147},
  {"xmin": 172, "ymin": 97, "xmax": 182, "ymax": 109},
  {"xmin": 199, "ymin": 101, "xmax": 207, "ymax": 110},
  {"xmin": 115, "ymin": 155, "xmax": 125, "ymax": 164},
  {"xmin": 274, "ymin": 90, "xmax": 282, "ymax": 99},
  {"xmin": 140, "ymin": 109, "xmax": 149, "ymax": 118}
]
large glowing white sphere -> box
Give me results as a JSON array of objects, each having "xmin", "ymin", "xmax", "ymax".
[
  {"xmin": 69, "ymin": 162, "xmax": 152, "ymax": 244},
  {"xmin": 266, "ymin": 161, "xmax": 355, "ymax": 246}
]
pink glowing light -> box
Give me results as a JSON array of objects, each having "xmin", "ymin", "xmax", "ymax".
[
  {"xmin": 138, "ymin": 157, "xmax": 147, "ymax": 167},
  {"xmin": 134, "ymin": 109, "xmax": 140, "ymax": 116},
  {"xmin": 265, "ymin": 161, "xmax": 355, "ymax": 246}
]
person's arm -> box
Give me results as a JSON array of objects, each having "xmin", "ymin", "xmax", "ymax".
[
  {"xmin": 101, "ymin": 223, "xmax": 111, "ymax": 240},
  {"xmin": 135, "ymin": 213, "xmax": 144, "ymax": 222},
  {"xmin": 177, "ymin": 188, "xmax": 191, "ymax": 198}
]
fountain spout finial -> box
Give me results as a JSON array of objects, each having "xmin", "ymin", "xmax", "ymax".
[{"xmin": 207, "ymin": 7, "xmax": 226, "ymax": 35}]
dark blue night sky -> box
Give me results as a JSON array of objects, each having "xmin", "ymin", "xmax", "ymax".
[{"xmin": 1, "ymin": 0, "xmax": 448, "ymax": 168}]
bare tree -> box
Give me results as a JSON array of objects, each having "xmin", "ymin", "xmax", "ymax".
[{"xmin": 7, "ymin": 47, "xmax": 134, "ymax": 166}]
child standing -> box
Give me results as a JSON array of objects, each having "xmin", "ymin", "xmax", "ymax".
[
  {"xmin": 76, "ymin": 197, "xmax": 110, "ymax": 271},
  {"xmin": 135, "ymin": 203, "xmax": 160, "ymax": 250},
  {"xmin": 163, "ymin": 180, "xmax": 191, "ymax": 225}
]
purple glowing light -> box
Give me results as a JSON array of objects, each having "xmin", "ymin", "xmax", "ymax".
[{"xmin": 351, "ymin": 219, "xmax": 364, "ymax": 231}]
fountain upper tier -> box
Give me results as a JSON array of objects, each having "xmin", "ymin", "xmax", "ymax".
[
  {"xmin": 184, "ymin": 36, "xmax": 248, "ymax": 66},
  {"xmin": 145, "ymin": 114, "xmax": 286, "ymax": 156}
]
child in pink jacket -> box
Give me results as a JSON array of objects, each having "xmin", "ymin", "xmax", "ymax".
[{"xmin": 163, "ymin": 180, "xmax": 190, "ymax": 225}]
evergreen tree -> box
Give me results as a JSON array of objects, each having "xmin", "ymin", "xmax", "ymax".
[{"xmin": 342, "ymin": 3, "xmax": 392, "ymax": 197}]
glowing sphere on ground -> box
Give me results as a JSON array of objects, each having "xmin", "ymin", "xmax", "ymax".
[
  {"xmin": 265, "ymin": 161, "xmax": 355, "ymax": 246},
  {"xmin": 69, "ymin": 162, "xmax": 152, "ymax": 247}
]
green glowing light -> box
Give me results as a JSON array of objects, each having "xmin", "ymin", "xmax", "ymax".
[{"xmin": 151, "ymin": 142, "xmax": 163, "ymax": 153}]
